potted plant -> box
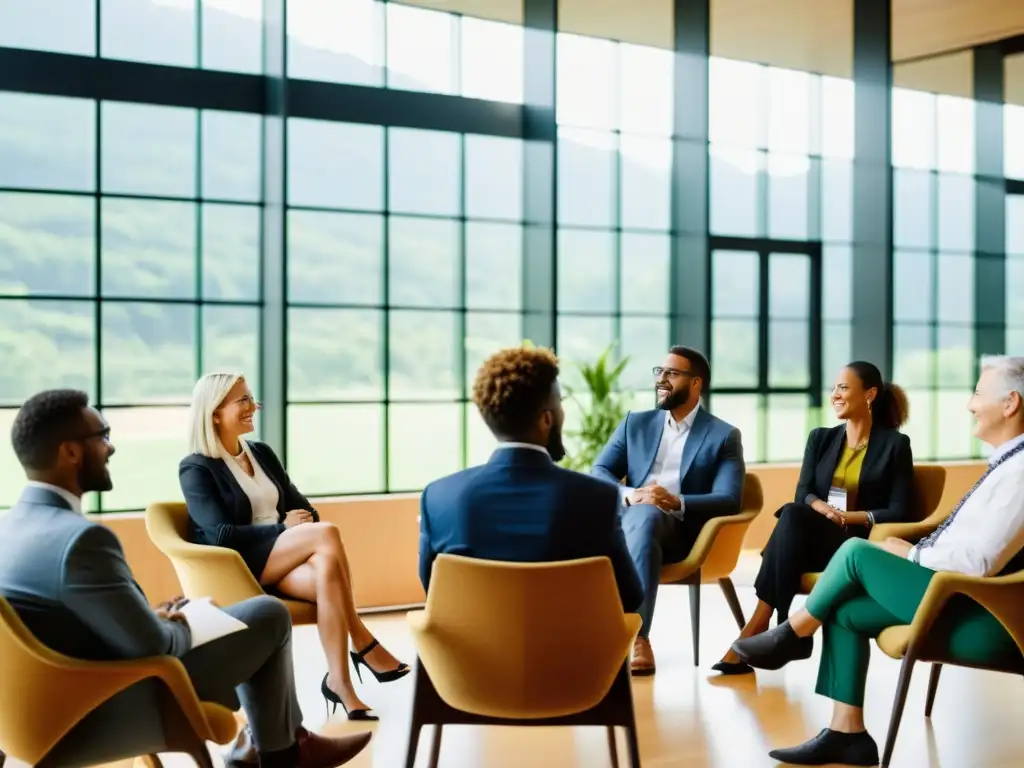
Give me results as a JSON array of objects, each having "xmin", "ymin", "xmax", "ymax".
[{"xmin": 560, "ymin": 343, "xmax": 631, "ymax": 472}]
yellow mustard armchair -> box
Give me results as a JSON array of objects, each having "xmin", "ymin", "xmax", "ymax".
[
  {"xmin": 658, "ymin": 473, "xmax": 764, "ymax": 665},
  {"xmin": 0, "ymin": 597, "xmax": 237, "ymax": 768},
  {"xmin": 406, "ymin": 554, "xmax": 643, "ymax": 768},
  {"xmin": 145, "ymin": 502, "xmax": 316, "ymax": 625}
]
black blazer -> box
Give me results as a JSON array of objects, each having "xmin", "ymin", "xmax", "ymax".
[
  {"xmin": 178, "ymin": 441, "xmax": 319, "ymax": 580},
  {"xmin": 792, "ymin": 424, "xmax": 916, "ymax": 528}
]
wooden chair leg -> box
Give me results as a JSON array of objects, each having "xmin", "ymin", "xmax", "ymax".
[
  {"xmin": 718, "ymin": 577, "xmax": 745, "ymax": 629},
  {"xmin": 881, "ymin": 655, "xmax": 917, "ymax": 768},
  {"xmin": 924, "ymin": 664, "xmax": 943, "ymax": 717},
  {"xmin": 688, "ymin": 582, "xmax": 701, "ymax": 666},
  {"xmin": 606, "ymin": 726, "xmax": 619, "ymax": 768},
  {"xmin": 427, "ymin": 725, "xmax": 443, "ymax": 768}
]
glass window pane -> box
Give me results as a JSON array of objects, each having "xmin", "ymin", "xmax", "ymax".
[
  {"xmin": 894, "ymin": 251, "xmax": 934, "ymax": 323},
  {"xmin": 937, "ymin": 174, "xmax": 974, "ymax": 252},
  {"xmin": 0, "ymin": 300, "xmax": 95, "ymax": 405},
  {"xmin": 389, "ymin": 403, "xmax": 460, "ymax": 490},
  {"xmin": 288, "ymin": 404, "xmax": 384, "ymax": 494},
  {"xmin": 102, "ymin": 302, "xmax": 196, "ymax": 404},
  {"xmin": 902, "ymin": 389, "xmax": 935, "ymax": 460},
  {"xmin": 822, "ymin": 246, "xmax": 852, "ymax": 321},
  {"xmin": 822, "ymin": 322, "xmax": 852, "ymax": 395},
  {"xmin": 619, "ymin": 136, "xmax": 671, "ymax": 231},
  {"xmin": 619, "ymin": 44, "xmax": 672, "ymax": 136},
  {"xmin": 465, "ymin": 312, "xmax": 523, "ymax": 390},
  {"xmin": 101, "ymin": 0, "xmax": 196, "ymax": 67},
  {"xmin": 0, "ymin": 192, "xmax": 95, "ymax": 297},
  {"xmin": 767, "ymin": 394, "xmax": 812, "ymax": 462},
  {"xmin": 286, "ymin": 0, "xmax": 384, "ymax": 86},
  {"xmin": 388, "ymin": 128, "xmax": 461, "ymax": 216},
  {"xmin": 1008, "ymin": 327, "xmax": 1024, "ymax": 356},
  {"xmin": 620, "ymin": 233, "xmax": 670, "ymax": 314},
  {"xmin": 936, "ymin": 96, "xmax": 974, "ymax": 174},
  {"xmin": 936, "ymin": 325, "xmax": 974, "ymax": 389},
  {"xmin": 460, "ymin": 17, "xmax": 523, "ymax": 103},
  {"xmin": 202, "ymin": 306, "xmax": 259, "ymax": 394},
  {"xmin": 386, "ymin": 3, "xmax": 457, "ymax": 95},
  {"xmin": 558, "ymin": 229, "xmax": 615, "ymax": 313},
  {"xmin": 712, "ymin": 250, "xmax": 759, "ymax": 318},
  {"xmin": 937, "ymin": 253, "xmax": 974, "ymax": 325},
  {"xmin": 390, "ymin": 311, "xmax": 459, "ymax": 400},
  {"xmin": 893, "ymin": 169, "xmax": 933, "ymax": 249},
  {"xmin": 1009, "ymin": 195, "xmax": 1024, "ymax": 255},
  {"xmin": 100, "ymin": 406, "xmax": 188, "ymax": 511},
  {"xmin": 201, "ymin": 111, "xmax": 261, "ymax": 202},
  {"xmin": 102, "ymin": 102, "xmax": 196, "ymax": 197},
  {"xmin": 768, "ymin": 67, "xmax": 811, "ymax": 155},
  {"xmin": 466, "ymin": 402, "xmax": 498, "ymax": 468},
  {"xmin": 1009, "ymin": 257, "xmax": 1024, "ymax": 326},
  {"xmin": 712, "ymin": 320, "xmax": 759, "ymax": 388},
  {"xmin": 709, "ymin": 58, "xmax": 763, "ymax": 149},
  {"xmin": 201, "ymin": 0, "xmax": 263, "ymax": 74},
  {"xmin": 287, "ymin": 211, "xmax": 383, "ymax": 306},
  {"xmin": 1006, "ymin": 104, "xmax": 1024, "ymax": 180},
  {"xmin": 620, "ymin": 317, "xmax": 670, "ymax": 392},
  {"xmin": 769, "ymin": 254, "xmax": 810, "ymax": 319},
  {"xmin": 558, "ymin": 128, "xmax": 616, "ymax": 227},
  {"xmin": 287, "ymin": 120, "xmax": 384, "ymax": 210},
  {"xmin": 466, "ymin": 222, "xmax": 522, "ymax": 311},
  {"xmin": 936, "ymin": 390, "xmax": 974, "ymax": 459},
  {"xmin": 768, "ymin": 154, "xmax": 811, "ymax": 240},
  {"xmin": 389, "ymin": 217, "xmax": 459, "ymax": 308},
  {"xmin": 892, "ymin": 88, "xmax": 936, "ymax": 170},
  {"xmin": 0, "ymin": 93, "xmax": 95, "ymax": 191},
  {"xmin": 710, "ymin": 394, "xmax": 761, "ymax": 463},
  {"xmin": 101, "ymin": 199, "xmax": 196, "ymax": 299},
  {"xmin": 769, "ymin": 321, "xmax": 810, "ymax": 388},
  {"xmin": 710, "ymin": 147, "xmax": 762, "ymax": 237},
  {"xmin": 0, "ymin": 0, "xmax": 96, "ymax": 55},
  {"xmin": 821, "ymin": 160, "xmax": 852, "ymax": 242},
  {"xmin": 0, "ymin": 410, "xmax": 22, "ymax": 507},
  {"xmin": 556, "ymin": 34, "xmax": 616, "ymax": 130},
  {"xmin": 820, "ymin": 76, "xmax": 854, "ymax": 160},
  {"xmin": 288, "ymin": 308, "xmax": 383, "ymax": 401},
  {"xmin": 893, "ymin": 324, "xmax": 933, "ymax": 389},
  {"xmin": 465, "ymin": 135, "xmax": 523, "ymax": 221},
  {"xmin": 202, "ymin": 203, "xmax": 260, "ymax": 301},
  {"xmin": 556, "ymin": 315, "xmax": 615, "ymax": 392}
]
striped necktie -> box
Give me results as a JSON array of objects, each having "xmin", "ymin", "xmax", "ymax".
[{"xmin": 915, "ymin": 440, "xmax": 1024, "ymax": 552}]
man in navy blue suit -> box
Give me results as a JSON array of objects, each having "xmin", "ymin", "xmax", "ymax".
[
  {"xmin": 593, "ymin": 346, "xmax": 745, "ymax": 674},
  {"xmin": 418, "ymin": 345, "xmax": 643, "ymax": 613}
]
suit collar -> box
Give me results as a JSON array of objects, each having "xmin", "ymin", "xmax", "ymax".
[
  {"xmin": 489, "ymin": 445, "xmax": 553, "ymax": 466},
  {"xmin": 678, "ymin": 407, "xmax": 710, "ymax": 481},
  {"xmin": 20, "ymin": 482, "xmax": 82, "ymax": 514},
  {"xmin": 639, "ymin": 406, "xmax": 709, "ymax": 483}
]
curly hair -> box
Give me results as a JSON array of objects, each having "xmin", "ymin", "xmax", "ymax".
[
  {"xmin": 11, "ymin": 389, "xmax": 91, "ymax": 471},
  {"xmin": 472, "ymin": 346, "xmax": 560, "ymax": 437}
]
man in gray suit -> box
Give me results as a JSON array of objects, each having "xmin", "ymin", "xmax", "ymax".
[{"xmin": 0, "ymin": 389, "xmax": 372, "ymax": 768}]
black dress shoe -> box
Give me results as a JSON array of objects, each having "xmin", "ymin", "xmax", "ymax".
[
  {"xmin": 768, "ymin": 728, "xmax": 879, "ymax": 765},
  {"xmin": 730, "ymin": 620, "xmax": 813, "ymax": 670},
  {"xmin": 710, "ymin": 660, "xmax": 753, "ymax": 675}
]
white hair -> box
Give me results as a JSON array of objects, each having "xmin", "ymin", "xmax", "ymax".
[
  {"xmin": 980, "ymin": 355, "xmax": 1024, "ymax": 399},
  {"xmin": 188, "ymin": 372, "xmax": 244, "ymax": 458}
]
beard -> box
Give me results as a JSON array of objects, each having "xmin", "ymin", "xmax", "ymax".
[
  {"xmin": 656, "ymin": 386, "xmax": 690, "ymax": 411},
  {"xmin": 78, "ymin": 453, "xmax": 112, "ymax": 493},
  {"xmin": 546, "ymin": 423, "xmax": 566, "ymax": 462}
]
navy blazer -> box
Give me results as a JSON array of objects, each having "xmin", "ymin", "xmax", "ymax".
[
  {"xmin": 794, "ymin": 423, "xmax": 916, "ymax": 527},
  {"xmin": 591, "ymin": 406, "xmax": 746, "ymax": 525},
  {"xmin": 418, "ymin": 446, "xmax": 644, "ymax": 612},
  {"xmin": 179, "ymin": 441, "xmax": 319, "ymax": 580}
]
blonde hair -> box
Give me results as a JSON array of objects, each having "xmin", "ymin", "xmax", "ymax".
[{"xmin": 188, "ymin": 372, "xmax": 244, "ymax": 458}]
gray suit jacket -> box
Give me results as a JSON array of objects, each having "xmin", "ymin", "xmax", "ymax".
[{"xmin": 0, "ymin": 485, "xmax": 191, "ymax": 661}]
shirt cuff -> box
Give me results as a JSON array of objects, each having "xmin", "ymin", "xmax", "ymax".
[
  {"xmin": 907, "ymin": 544, "xmax": 920, "ymax": 564},
  {"xmin": 619, "ymin": 486, "xmax": 634, "ymax": 506},
  {"xmin": 679, "ymin": 495, "xmax": 686, "ymax": 514}
]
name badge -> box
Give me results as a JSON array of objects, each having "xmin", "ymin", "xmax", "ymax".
[{"xmin": 827, "ymin": 486, "xmax": 848, "ymax": 511}]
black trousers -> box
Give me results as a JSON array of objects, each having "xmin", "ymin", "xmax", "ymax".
[{"xmin": 753, "ymin": 503, "xmax": 855, "ymax": 621}]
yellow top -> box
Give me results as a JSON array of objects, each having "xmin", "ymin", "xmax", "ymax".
[{"xmin": 831, "ymin": 441, "xmax": 868, "ymax": 511}]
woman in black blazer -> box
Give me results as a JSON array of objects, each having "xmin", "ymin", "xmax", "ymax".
[
  {"xmin": 179, "ymin": 373, "xmax": 409, "ymax": 720},
  {"xmin": 713, "ymin": 361, "xmax": 915, "ymax": 674}
]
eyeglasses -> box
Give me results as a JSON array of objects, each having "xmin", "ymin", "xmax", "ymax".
[
  {"xmin": 71, "ymin": 426, "xmax": 111, "ymax": 444},
  {"xmin": 652, "ymin": 367, "xmax": 695, "ymax": 380},
  {"xmin": 232, "ymin": 395, "xmax": 262, "ymax": 409}
]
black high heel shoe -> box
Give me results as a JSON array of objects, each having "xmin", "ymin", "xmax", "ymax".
[
  {"xmin": 350, "ymin": 639, "xmax": 411, "ymax": 684},
  {"xmin": 320, "ymin": 673, "xmax": 379, "ymax": 721}
]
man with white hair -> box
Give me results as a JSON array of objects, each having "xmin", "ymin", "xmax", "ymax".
[{"xmin": 729, "ymin": 356, "xmax": 1024, "ymax": 766}]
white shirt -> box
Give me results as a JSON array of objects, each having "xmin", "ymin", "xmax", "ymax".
[
  {"xmin": 907, "ymin": 432, "xmax": 1024, "ymax": 576},
  {"xmin": 494, "ymin": 441, "xmax": 551, "ymax": 459},
  {"xmin": 223, "ymin": 440, "xmax": 281, "ymax": 526},
  {"xmin": 621, "ymin": 406, "xmax": 700, "ymax": 510},
  {"xmin": 26, "ymin": 480, "xmax": 83, "ymax": 514}
]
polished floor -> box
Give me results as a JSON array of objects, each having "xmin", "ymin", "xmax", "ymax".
[{"xmin": 13, "ymin": 572, "xmax": 1024, "ymax": 767}]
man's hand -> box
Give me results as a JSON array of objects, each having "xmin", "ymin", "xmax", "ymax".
[
  {"xmin": 629, "ymin": 485, "xmax": 680, "ymax": 512},
  {"xmin": 878, "ymin": 537, "xmax": 914, "ymax": 558},
  {"xmin": 284, "ymin": 509, "xmax": 314, "ymax": 528},
  {"xmin": 154, "ymin": 599, "xmax": 190, "ymax": 627}
]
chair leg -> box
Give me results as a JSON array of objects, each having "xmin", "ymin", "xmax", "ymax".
[
  {"xmin": 427, "ymin": 725, "xmax": 443, "ymax": 768},
  {"xmin": 606, "ymin": 726, "xmax": 619, "ymax": 768},
  {"xmin": 625, "ymin": 723, "xmax": 641, "ymax": 768},
  {"xmin": 188, "ymin": 744, "xmax": 214, "ymax": 768},
  {"xmin": 718, "ymin": 577, "xmax": 745, "ymax": 629},
  {"xmin": 406, "ymin": 721, "xmax": 423, "ymax": 768},
  {"xmin": 688, "ymin": 582, "xmax": 701, "ymax": 666},
  {"xmin": 881, "ymin": 655, "xmax": 917, "ymax": 768},
  {"xmin": 138, "ymin": 755, "xmax": 164, "ymax": 768},
  {"xmin": 924, "ymin": 664, "xmax": 943, "ymax": 717}
]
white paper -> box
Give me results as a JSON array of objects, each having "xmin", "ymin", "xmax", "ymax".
[
  {"xmin": 827, "ymin": 486, "xmax": 848, "ymax": 512},
  {"xmin": 178, "ymin": 597, "xmax": 248, "ymax": 649}
]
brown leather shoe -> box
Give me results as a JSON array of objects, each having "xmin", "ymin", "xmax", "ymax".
[
  {"xmin": 631, "ymin": 636, "xmax": 656, "ymax": 676},
  {"xmin": 297, "ymin": 727, "xmax": 373, "ymax": 768},
  {"xmin": 224, "ymin": 725, "xmax": 258, "ymax": 765}
]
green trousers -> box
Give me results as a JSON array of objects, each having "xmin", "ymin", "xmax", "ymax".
[{"xmin": 804, "ymin": 538, "xmax": 1016, "ymax": 707}]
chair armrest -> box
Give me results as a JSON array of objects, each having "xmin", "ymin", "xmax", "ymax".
[
  {"xmin": 166, "ymin": 544, "xmax": 263, "ymax": 606},
  {"xmin": 686, "ymin": 510, "xmax": 758, "ymax": 564},
  {"xmin": 869, "ymin": 514, "xmax": 943, "ymax": 544}
]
